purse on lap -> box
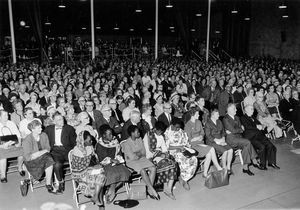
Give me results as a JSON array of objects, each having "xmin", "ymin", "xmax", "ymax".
[{"xmin": 204, "ymin": 169, "xmax": 229, "ymax": 189}]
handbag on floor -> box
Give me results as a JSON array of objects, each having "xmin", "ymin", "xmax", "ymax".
[
  {"xmin": 20, "ymin": 179, "xmax": 30, "ymax": 196},
  {"xmin": 127, "ymin": 183, "xmax": 147, "ymax": 200},
  {"xmin": 204, "ymin": 169, "xmax": 229, "ymax": 189}
]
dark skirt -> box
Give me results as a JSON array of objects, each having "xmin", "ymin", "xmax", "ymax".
[
  {"xmin": 208, "ymin": 142, "xmax": 232, "ymax": 155},
  {"xmin": 104, "ymin": 164, "xmax": 131, "ymax": 186},
  {"xmin": 155, "ymin": 158, "xmax": 177, "ymax": 184},
  {"xmin": 24, "ymin": 152, "xmax": 55, "ymax": 180}
]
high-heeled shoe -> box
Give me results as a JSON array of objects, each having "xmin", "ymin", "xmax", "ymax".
[
  {"xmin": 0, "ymin": 178, "xmax": 7, "ymax": 183},
  {"xmin": 148, "ymin": 193, "xmax": 160, "ymax": 200},
  {"xmin": 19, "ymin": 170, "xmax": 25, "ymax": 177}
]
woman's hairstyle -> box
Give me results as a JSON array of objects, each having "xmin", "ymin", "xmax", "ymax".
[
  {"xmin": 27, "ymin": 119, "xmax": 42, "ymax": 131},
  {"xmin": 99, "ymin": 124, "xmax": 112, "ymax": 137},
  {"xmin": 210, "ymin": 109, "xmax": 219, "ymax": 117},
  {"xmin": 126, "ymin": 96, "xmax": 135, "ymax": 106},
  {"xmin": 246, "ymin": 88, "xmax": 254, "ymax": 95},
  {"xmin": 155, "ymin": 121, "xmax": 166, "ymax": 133},
  {"xmin": 116, "ymin": 95, "xmax": 123, "ymax": 101},
  {"xmin": 127, "ymin": 125, "xmax": 139, "ymax": 136},
  {"xmin": 142, "ymin": 103, "xmax": 152, "ymax": 114},
  {"xmin": 77, "ymin": 111, "xmax": 89, "ymax": 122},
  {"xmin": 24, "ymin": 107, "xmax": 33, "ymax": 114},
  {"xmin": 189, "ymin": 106, "xmax": 199, "ymax": 117},
  {"xmin": 13, "ymin": 99, "xmax": 23, "ymax": 110},
  {"xmin": 0, "ymin": 109, "xmax": 8, "ymax": 117}
]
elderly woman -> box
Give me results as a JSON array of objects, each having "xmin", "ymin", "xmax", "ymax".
[
  {"xmin": 170, "ymin": 92, "xmax": 185, "ymax": 119},
  {"xmin": 22, "ymin": 120, "xmax": 55, "ymax": 193},
  {"xmin": 185, "ymin": 107, "xmax": 223, "ymax": 177},
  {"xmin": 25, "ymin": 92, "xmax": 41, "ymax": 116},
  {"xmin": 0, "ymin": 110, "xmax": 24, "ymax": 182},
  {"xmin": 10, "ymin": 99, "xmax": 25, "ymax": 128},
  {"xmin": 95, "ymin": 125, "xmax": 130, "ymax": 204},
  {"xmin": 122, "ymin": 97, "xmax": 139, "ymax": 122},
  {"xmin": 121, "ymin": 125, "xmax": 159, "ymax": 200},
  {"xmin": 71, "ymin": 131, "xmax": 106, "ymax": 207},
  {"xmin": 265, "ymin": 84, "xmax": 279, "ymax": 116},
  {"xmin": 205, "ymin": 109, "xmax": 233, "ymax": 173},
  {"xmin": 153, "ymin": 93, "xmax": 164, "ymax": 118},
  {"xmin": 144, "ymin": 121, "xmax": 178, "ymax": 200},
  {"xmin": 76, "ymin": 112, "xmax": 98, "ymax": 139},
  {"xmin": 243, "ymin": 88, "xmax": 256, "ymax": 107},
  {"xmin": 254, "ymin": 92, "xmax": 283, "ymax": 138},
  {"xmin": 164, "ymin": 119, "xmax": 198, "ymax": 191}
]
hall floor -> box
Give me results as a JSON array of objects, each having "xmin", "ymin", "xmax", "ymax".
[{"xmin": 1, "ymin": 136, "xmax": 300, "ymax": 210}]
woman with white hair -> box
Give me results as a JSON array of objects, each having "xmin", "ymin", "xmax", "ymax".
[
  {"xmin": 76, "ymin": 111, "xmax": 98, "ymax": 139},
  {"xmin": 254, "ymin": 92, "xmax": 283, "ymax": 138}
]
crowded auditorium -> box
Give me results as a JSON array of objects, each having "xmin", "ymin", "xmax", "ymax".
[{"xmin": 1, "ymin": 0, "xmax": 300, "ymax": 210}]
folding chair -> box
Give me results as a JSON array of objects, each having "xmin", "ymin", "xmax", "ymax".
[
  {"xmin": 234, "ymin": 149, "xmax": 244, "ymax": 165},
  {"xmin": 68, "ymin": 150, "xmax": 91, "ymax": 208},
  {"xmin": 26, "ymin": 166, "xmax": 46, "ymax": 192}
]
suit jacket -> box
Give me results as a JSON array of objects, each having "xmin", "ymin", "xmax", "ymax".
[
  {"xmin": 39, "ymin": 96, "xmax": 49, "ymax": 107},
  {"xmin": 44, "ymin": 124, "xmax": 77, "ymax": 152},
  {"xmin": 222, "ymin": 114, "xmax": 244, "ymax": 138},
  {"xmin": 87, "ymin": 110, "xmax": 102, "ymax": 132},
  {"xmin": 204, "ymin": 118, "xmax": 225, "ymax": 144},
  {"xmin": 279, "ymin": 98, "xmax": 294, "ymax": 122},
  {"xmin": 240, "ymin": 114, "xmax": 263, "ymax": 141},
  {"xmin": 98, "ymin": 115, "xmax": 122, "ymax": 135},
  {"xmin": 111, "ymin": 109, "xmax": 124, "ymax": 123},
  {"xmin": 74, "ymin": 105, "xmax": 85, "ymax": 114},
  {"xmin": 158, "ymin": 112, "xmax": 173, "ymax": 128}
]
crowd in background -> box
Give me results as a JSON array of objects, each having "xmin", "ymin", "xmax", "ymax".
[{"xmin": 0, "ymin": 55, "xmax": 299, "ymax": 208}]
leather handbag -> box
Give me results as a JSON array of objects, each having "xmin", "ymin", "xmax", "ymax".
[
  {"xmin": 0, "ymin": 126, "xmax": 18, "ymax": 145},
  {"xmin": 204, "ymin": 169, "xmax": 229, "ymax": 189},
  {"xmin": 182, "ymin": 147, "xmax": 198, "ymax": 158},
  {"xmin": 127, "ymin": 183, "xmax": 147, "ymax": 200}
]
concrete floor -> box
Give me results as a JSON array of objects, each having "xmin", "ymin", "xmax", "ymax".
[{"xmin": 1, "ymin": 136, "xmax": 300, "ymax": 210}]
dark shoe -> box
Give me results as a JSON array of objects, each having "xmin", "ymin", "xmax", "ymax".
[
  {"xmin": 1, "ymin": 178, "xmax": 7, "ymax": 183},
  {"xmin": 148, "ymin": 194, "xmax": 160, "ymax": 200},
  {"xmin": 164, "ymin": 191, "xmax": 176, "ymax": 200},
  {"xmin": 242, "ymin": 169, "xmax": 254, "ymax": 176},
  {"xmin": 59, "ymin": 182, "xmax": 65, "ymax": 192},
  {"xmin": 46, "ymin": 185, "xmax": 57, "ymax": 194},
  {"xmin": 268, "ymin": 164, "xmax": 280, "ymax": 169},
  {"xmin": 253, "ymin": 164, "xmax": 265, "ymax": 170},
  {"xmin": 19, "ymin": 170, "xmax": 26, "ymax": 177}
]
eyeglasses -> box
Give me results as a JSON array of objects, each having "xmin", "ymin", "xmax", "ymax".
[{"xmin": 85, "ymin": 104, "xmax": 93, "ymax": 107}]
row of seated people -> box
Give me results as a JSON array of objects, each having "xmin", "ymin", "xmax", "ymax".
[{"xmin": 0, "ymin": 100, "xmax": 280, "ymax": 208}]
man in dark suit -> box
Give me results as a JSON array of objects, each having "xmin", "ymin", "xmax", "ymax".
[
  {"xmin": 98, "ymin": 104, "xmax": 122, "ymax": 136},
  {"xmin": 121, "ymin": 110, "xmax": 145, "ymax": 142},
  {"xmin": 240, "ymin": 105, "xmax": 280, "ymax": 170},
  {"xmin": 158, "ymin": 102, "xmax": 174, "ymax": 128},
  {"xmin": 279, "ymin": 91, "xmax": 294, "ymax": 122},
  {"xmin": 74, "ymin": 96, "xmax": 86, "ymax": 113},
  {"xmin": 45, "ymin": 112, "xmax": 77, "ymax": 193},
  {"xmin": 84, "ymin": 100, "xmax": 102, "ymax": 132},
  {"xmin": 223, "ymin": 104, "xmax": 264, "ymax": 176},
  {"xmin": 39, "ymin": 87, "xmax": 50, "ymax": 107},
  {"xmin": 109, "ymin": 98, "xmax": 124, "ymax": 124}
]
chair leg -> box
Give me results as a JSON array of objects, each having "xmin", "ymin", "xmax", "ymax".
[{"xmin": 238, "ymin": 150, "xmax": 244, "ymax": 165}]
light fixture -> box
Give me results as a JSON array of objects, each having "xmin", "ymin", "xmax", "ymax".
[
  {"xmin": 58, "ymin": 0, "xmax": 66, "ymax": 8},
  {"xmin": 190, "ymin": 28, "xmax": 196, "ymax": 32},
  {"xmin": 215, "ymin": 30, "xmax": 220, "ymax": 34},
  {"xmin": 25, "ymin": 25, "xmax": 30, "ymax": 28},
  {"xmin": 113, "ymin": 24, "xmax": 119, "ymax": 30},
  {"xmin": 169, "ymin": 26, "xmax": 175, "ymax": 29},
  {"xmin": 231, "ymin": 9, "xmax": 238, "ymax": 14},
  {"xmin": 166, "ymin": 0, "xmax": 173, "ymax": 8},
  {"xmin": 147, "ymin": 27, "xmax": 152, "ymax": 31},
  {"xmin": 96, "ymin": 26, "xmax": 101, "ymax": 29},
  {"xmin": 171, "ymin": 30, "xmax": 175, "ymax": 33},
  {"xmin": 244, "ymin": 17, "xmax": 250, "ymax": 21},
  {"xmin": 20, "ymin": 20, "xmax": 26, "ymax": 27},
  {"xmin": 129, "ymin": 28, "xmax": 134, "ymax": 31},
  {"xmin": 282, "ymin": 15, "xmax": 289, "ymax": 18},
  {"xmin": 278, "ymin": 4, "xmax": 287, "ymax": 9},
  {"xmin": 195, "ymin": 13, "xmax": 202, "ymax": 17},
  {"xmin": 81, "ymin": 27, "xmax": 87, "ymax": 30},
  {"xmin": 45, "ymin": 17, "xmax": 51, "ymax": 25}
]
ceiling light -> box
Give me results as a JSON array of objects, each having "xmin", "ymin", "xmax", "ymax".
[
  {"xmin": 45, "ymin": 17, "xmax": 51, "ymax": 25},
  {"xmin": 244, "ymin": 17, "xmax": 250, "ymax": 21},
  {"xmin": 81, "ymin": 27, "xmax": 86, "ymax": 30},
  {"xmin": 25, "ymin": 25, "xmax": 30, "ymax": 28},
  {"xmin": 278, "ymin": 4, "xmax": 287, "ymax": 9},
  {"xmin": 20, "ymin": 21, "xmax": 26, "ymax": 27},
  {"xmin": 169, "ymin": 26, "xmax": 175, "ymax": 29},
  {"xmin": 231, "ymin": 10, "xmax": 238, "ymax": 14},
  {"xmin": 196, "ymin": 13, "xmax": 202, "ymax": 17},
  {"xmin": 147, "ymin": 28, "xmax": 152, "ymax": 31},
  {"xmin": 166, "ymin": 0, "xmax": 173, "ymax": 8},
  {"xmin": 58, "ymin": 0, "xmax": 66, "ymax": 8},
  {"xmin": 190, "ymin": 28, "xmax": 196, "ymax": 32},
  {"xmin": 215, "ymin": 30, "xmax": 220, "ymax": 34},
  {"xmin": 96, "ymin": 26, "xmax": 101, "ymax": 29},
  {"xmin": 135, "ymin": 8, "xmax": 142, "ymax": 13},
  {"xmin": 114, "ymin": 24, "xmax": 119, "ymax": 30},
  {"xmin": 129, "ymin": 28, "xmax": 134, "ymax": 31},
  {"xmin": 282, "ymin": 15, "xmax": 288, "ymax": 18}
]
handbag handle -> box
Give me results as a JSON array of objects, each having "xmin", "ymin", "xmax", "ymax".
[{"xmin": 1, "ymin": 125, "xmax": 13, "ymax": 136}]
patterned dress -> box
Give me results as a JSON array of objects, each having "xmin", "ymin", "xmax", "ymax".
[
  {"xmin": 164, "ymin": 127, "xmax": 198, "ymax": 182},
  {"xmin": 71, "ymin": 146, "xmax": 106, "ymax": 197},
  {"xmin": 145, "ymin": 130, "xmax": 178, "ymax": 184}
]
